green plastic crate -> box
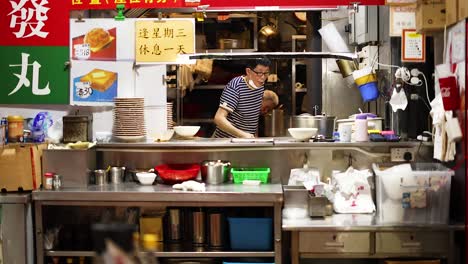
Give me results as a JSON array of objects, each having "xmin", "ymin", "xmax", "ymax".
[{"xmin": 231, "ymin": 167, "xmax": 270, "ymax": 183}]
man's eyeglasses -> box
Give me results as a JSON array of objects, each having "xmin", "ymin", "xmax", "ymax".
[{"xmin": 249, "ymin": 68, "xmax": 270, "ymax": 77}]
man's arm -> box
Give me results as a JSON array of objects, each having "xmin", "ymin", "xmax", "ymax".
[{"xmin": 214, "ymin": 107, "xmax": 254, "ymax": 138}]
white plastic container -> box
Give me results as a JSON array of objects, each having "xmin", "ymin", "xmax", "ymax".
[
  {"xmin": 373, "ymin": 163, "xmax": 454, "ymax": 224},
  {"xmin": 354, "ymin": 114, "xmax": 368, "ymax": 142}
]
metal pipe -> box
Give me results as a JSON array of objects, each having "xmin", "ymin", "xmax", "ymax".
[{"xmin": 306, "ymin": 12, "xmax": 323, "ymax": 115}]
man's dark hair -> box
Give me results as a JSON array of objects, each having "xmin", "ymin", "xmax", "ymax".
[{"xmin": 246, "ymin": 57, "xmax": 271, "ymax": 69}]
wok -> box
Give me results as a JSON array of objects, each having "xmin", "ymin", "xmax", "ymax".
[{"xmin": 258, "ymin": 23, "xmax": 281, "ymax": 51}]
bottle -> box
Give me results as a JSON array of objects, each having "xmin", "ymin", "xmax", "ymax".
[
  {"xmin": 44, "ymin": 172, "xmax": 55, "ymax": 190},
  {"xmin": 355, "ymin": 114, "xmax": 368, "ymax": 142}
]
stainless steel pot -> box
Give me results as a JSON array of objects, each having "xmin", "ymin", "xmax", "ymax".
[
  {"xmin": 218, "ymin": 38, "xmax": 247, "ymax": 49},
  {"xmin": 291, "ymin": 114, "xmax": 336, "ymax": 138},
  {"xmin": 200, "ymin": 160, "xmax": 231, "ymax": 185},
  {"xmin": 263, "ymin": 109, "xmax": 286, "ymax": 137}
]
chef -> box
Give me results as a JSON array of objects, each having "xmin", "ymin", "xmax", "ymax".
[{"xmin": 212, "ymin": 58, "xmax": 278, "ymax": 138}]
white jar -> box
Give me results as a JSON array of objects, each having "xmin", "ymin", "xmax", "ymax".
[{"xmin": 354, "ymin": 114, "xmax": 368, "ymax": 142}]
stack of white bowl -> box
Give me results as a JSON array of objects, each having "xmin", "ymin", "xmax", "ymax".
[
  {"xmin": 167, "ymin": 102, "xmax": 174, "ymax": 129},
  {"xmin": 113, "ymin": 98, "xmax": 146, "ymax": 142}
]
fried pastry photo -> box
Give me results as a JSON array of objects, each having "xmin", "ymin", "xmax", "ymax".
[
  {"xmin": 83, "ymin": 28, "xmax": 115, "ymax": 52},
  {"xmin": 80, "ymin": 69, "xmax": 117, "ymax": 92}
]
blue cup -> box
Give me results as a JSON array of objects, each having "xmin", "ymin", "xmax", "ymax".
[{"xmin": 358, "ymin": 81, "xmax": 379, "ymax": 102}]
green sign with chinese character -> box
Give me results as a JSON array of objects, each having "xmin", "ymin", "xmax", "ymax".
[{"xmin": 0, "ymin": 46, "xmax": 69, "ymax": 104}]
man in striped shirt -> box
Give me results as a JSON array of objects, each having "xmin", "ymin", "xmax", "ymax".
[{"xmin": 213, "ymin": 58, "xmax": 273, "ymax": 138}]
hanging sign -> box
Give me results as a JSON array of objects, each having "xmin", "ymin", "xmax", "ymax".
[
  {"xmin": 401, "ymin": 29, "xmax": 425, "ymax": 62},
  {"xmin": 389, "ymin": 5, "xmax": 416, "ymax": 37},
  {"xmin": 135, "ymin": 18, "xmax": 195, "ymax": 64},
  {"xmin": 0, "ymin": 46, "xmax": 69, "ymax": 104},
  {"xmin": 0, "ymin": 0, "xmax": 69, "ymax": 46}
]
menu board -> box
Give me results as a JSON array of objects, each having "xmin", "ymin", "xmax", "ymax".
[
  {"xmin": 401, "ymin": 29, "xmax": 425, "ymax": 62},
  {"xmin": 135, "ymin": 19, "xmax": 195, "ymax": 64},
  {"xmin": 70, "ymin": 60, "xmax": 134, "ymax": 105},
  {"xmin": 70, "ymin": 18, "xmax": 135, "ymax": 61}
]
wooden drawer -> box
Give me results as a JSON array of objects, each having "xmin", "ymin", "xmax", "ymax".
[
  {"xmin": 376, "ymin": 232, "xmax": 449, "ymax": 254},
  {"xmin": 298, "ymin": 231, "xmax": 371, "ymax": 253}
]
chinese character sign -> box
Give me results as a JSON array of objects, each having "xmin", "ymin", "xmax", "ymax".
[
  {"xmin": 136, "ymin": 19, "xmax": 195, "ymax": 63},
  {"xmin": 69, "ymin": 0, "xmax": 183, "ymax": 10},
  {"xmin": 0, "ymin": 46, "xmax": 69, "ymax": 104},
  {"xmin": 0, "ymin": 0, "xmax": 69, "ymax": 45}
]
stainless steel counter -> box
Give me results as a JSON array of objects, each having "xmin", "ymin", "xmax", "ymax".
[
  {"xmin": 32, "ymin": 183, "xmax": 283, "ymax": 203},
  {"xmin": 95, "ymin": 138, "xmax": 431, "ymax": 151},
  {"xmin": 283, "ymin": 213, "xmax": 465, "ymax": 231},
  {"xmin": 0, "ymin": 192, "xmax": 30, "ymax": 204}
]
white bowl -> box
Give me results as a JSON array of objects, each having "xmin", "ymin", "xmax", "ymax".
[
  {"xmin": 174, "ymin": 126, "xmax": 200, "ymax": 137},
  {"xmin": 136, "ymin": 172, "xmax": 156, "ymax": 185},
  {"xmin": 153, "ymin": 129, "xmax": 174, "ymax": 142},
  {"xmin": 288, "ymin": 128, "xmax": 318, "ymax": 140}
]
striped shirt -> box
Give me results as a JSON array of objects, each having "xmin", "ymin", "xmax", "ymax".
[{"xmin": 213, "ymin": 76, "xmax": 264, "ymax": 138}]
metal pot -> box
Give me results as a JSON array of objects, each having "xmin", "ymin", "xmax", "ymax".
[
  {"xmin": 200, "ymin": 160, "xmax": 231, "ymax": 185},
  {"xmin": 218, "ymin": 38, "xmax": 247, "ymax": 49},
  {"xmin": 291, "ymin": 114, "xmax": 336, "ymax": 138},
  {"xmin": 263, "ymin": 109, "xmax": 286, "ymax": 137},
  {"xmin": 258, "ymin": 23, "xmax": 280, "ymax": 51}
]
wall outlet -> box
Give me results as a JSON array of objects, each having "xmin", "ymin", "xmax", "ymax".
[{"xmin": 391, "ymin": 148, "xmax": 416, "ymax": 162}]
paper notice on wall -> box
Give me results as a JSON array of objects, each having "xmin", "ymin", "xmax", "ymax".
[
  {"xmin": 70, "ymin": 60, "xmax": 134, "ymax": 105},
  {"xmin": 446, "ymin": 21, "xmax": 466, "ymax": 64},
  {"xmin": 135, "ymin": 18, "xmax": 195, "ymax": 64},
  {"xmin": 70, "ymin": 18, "xmax": 135, "ymax": 61},
  {"xmin": 389, "ymin": 5, "xmax": 416, "ymax": 37},
  {"xmin": 402, "ymin": 29, "xmax": 425, "ymax": 62}
]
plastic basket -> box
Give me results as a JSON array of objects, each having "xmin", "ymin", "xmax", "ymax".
[
  {"xmin": 373, "ymin": 163, "xmax": 453, "ymax": 224},
  {"xmin": 231, "ymin": 167, "xmax": 270, "ymax": 183},
  {"xmin": 227, "ymin": 217, "xmax": 273, "ymax": 251}
]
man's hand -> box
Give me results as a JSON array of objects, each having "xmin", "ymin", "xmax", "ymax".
[{"xmin": 214, "ymin": 107, "xmax": 255, "ymax": 138}]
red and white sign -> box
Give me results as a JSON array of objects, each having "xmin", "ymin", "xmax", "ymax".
[{"xmin": 0, "ymin": 0, "xmax": 69, "ymax": 46}]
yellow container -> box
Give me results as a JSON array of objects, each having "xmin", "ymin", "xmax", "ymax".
[
  {"xmin": 7, "ymin": 115, "xmax": 24, "ymax": 143},
  {"xmin": 139, "ymin": 216, "xmax": 164, "ymax": 242},
  {"xmin": 354, "ymin": 74, "xmax": 377, "ymax": 86}
]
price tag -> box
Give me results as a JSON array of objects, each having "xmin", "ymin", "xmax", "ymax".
[{"xmin": 74, "ymin": 44, "xmax": 90, "ymax": 60}]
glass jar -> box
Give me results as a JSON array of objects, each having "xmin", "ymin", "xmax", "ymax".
[
  {"xmin": 44, "ymin": 172, "xmax": 54, "ymax": 190},
  {"xmin": 7, "ymin": 115, "xmax": 24, "ymax": 143}
]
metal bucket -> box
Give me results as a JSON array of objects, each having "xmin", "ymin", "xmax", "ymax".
[{"xmin": 263, "ymin": 109, "xmax": 286, "ymax": 137}]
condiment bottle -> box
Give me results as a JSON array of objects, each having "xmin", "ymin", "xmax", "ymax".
[
  {"xmin": 44, "ymin": 172, "xmax": 54, "ymax": 190},
  {"xmin": 7, "ymin": 115, "xmax": 24, "ymax": 143},
  {"xmin": 354, "ymin": 114, "xmax": 369, "ymax": 142},
  {"xmin": 52, "ymin": 174, "xmax": 62, "ymax": 190}
]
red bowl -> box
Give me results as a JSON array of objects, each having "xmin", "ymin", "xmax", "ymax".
[{"xmin": 154, "ymin": 164, "xmax": 201, "ymax": 185}]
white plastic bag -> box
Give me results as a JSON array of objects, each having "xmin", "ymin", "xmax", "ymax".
[{"xmin": 332, "ymin": 167, "xmax": 376, "ymax": 214}]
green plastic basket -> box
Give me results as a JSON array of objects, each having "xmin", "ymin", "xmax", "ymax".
[{"xmin": 231, "ymin": 167, "xmax": 270, "ymax": 183}]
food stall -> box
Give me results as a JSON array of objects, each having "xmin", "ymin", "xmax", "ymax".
[{"xmin": 0, "ymin": 0, "xmax": 466, "ymax": 264}]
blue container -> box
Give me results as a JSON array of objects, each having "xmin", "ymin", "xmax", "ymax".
[
  {"xmin": 358, "ymin": 81, "xmax": 379, "ymax": 102},
  {"xmin": 227, "ymin": 217, "xmax": 273, "ymax": 251}
]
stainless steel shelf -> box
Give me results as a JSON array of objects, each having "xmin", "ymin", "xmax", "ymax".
[
  {"xmin": 0, "ymin": 193, "xmax": 30, "ymax": 204},
  {"xmin": 186, "ymin": 51, "xmax": 357, "ymax": 61},
  {"xmin": 32, "ymin": 183, "xmax": 283, "ymax": 203},
  {"xmin": 143, "ymin": 251, "xmax": 275, "ymax": 257},
  {"xmin": 45, "ymin": 250, "xmax": 275, "ymax": 258},
  {"xmin": 45, "ymin": 251, "xmax": 96, "ymax": 257}
]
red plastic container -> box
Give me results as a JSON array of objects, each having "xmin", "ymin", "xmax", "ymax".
[{"xmin": 154, "ymin": 164, "xmax": 201, "ymax": 184}]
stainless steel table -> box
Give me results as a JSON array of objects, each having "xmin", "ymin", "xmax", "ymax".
[
  {"xmin": 0, "ymin": 193, "xmax": 34, "ymax": 264},
  {"xmin": 283, "ymin": 214, "xmax": 465, "ymax": 264},
  {"xmin": 33, "ymin": 183, "xmax": 283, "ymax": 264}
]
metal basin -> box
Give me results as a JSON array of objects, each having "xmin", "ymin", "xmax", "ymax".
[{"xmin": 291, "ymin": 114, "xmax": 336, "ymax": 138}]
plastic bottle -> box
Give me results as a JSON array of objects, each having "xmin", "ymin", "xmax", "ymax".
[{"xmin": 354, "ymin": 114, "xmax": 368, "ymax": 142}]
